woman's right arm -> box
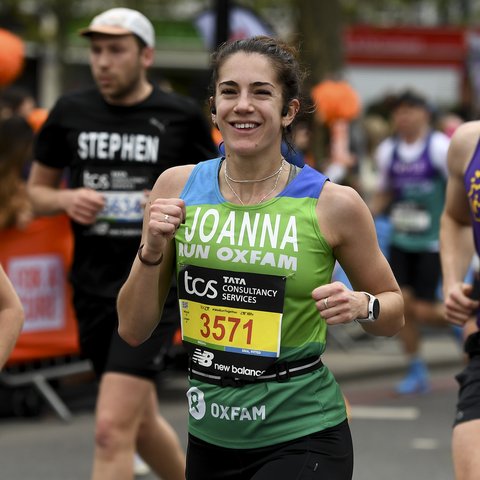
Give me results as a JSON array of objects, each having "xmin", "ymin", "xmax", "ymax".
[
  {"xmin": 0, "ymin": 265, "xmax": 24, "ymax": 369},
  {"xmin": 117, "ymin": 165, "xmax": 193, "ymax": 346}
]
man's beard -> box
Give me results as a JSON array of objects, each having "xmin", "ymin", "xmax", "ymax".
[{"xmin": 98, "ymin": 72, "xmax": 142, "ymax": 102}]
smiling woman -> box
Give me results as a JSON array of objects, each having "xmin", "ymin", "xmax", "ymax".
[
  {"xmin": 117, "ymin": 35, "xmax": 404, "ymax": 480},
  {"xmin": 208, "ymin": 40, "xmax": 301, "ymax": 198}
]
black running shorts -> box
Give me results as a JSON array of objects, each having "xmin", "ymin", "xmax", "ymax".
[
  {"xmin": 454, "ymin": 333, "xmax": 480, "ymax": 427},
  {"xmin": 389, "ymin": 246, "xmax": 441, "ymax": 301},
  {"xmin": 186, "ymin": 419, "xmax": 353, "ymax": 480},
  {"xmin": 73, "ymin": 287, "xmax": 179, "ymax": 380}
]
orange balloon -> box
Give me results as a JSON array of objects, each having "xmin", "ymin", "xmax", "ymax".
[
  {"xmin": 27, "ymin": 108, "xmax": 49, "ymax": 133},
  {"xmin": 0, "ymin": 29, "xmax": 25, "ymax": 87},
  {"xmin": 311, "ymin": 80, "xmax": 361, "ymax": 125},
  {"xmin": 211, "ymin": 127, "xmax": 223, "ymax": 146}
]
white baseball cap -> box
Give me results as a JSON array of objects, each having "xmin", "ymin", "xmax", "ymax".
[{"xmin": 79, "ymin": 8, "xmax": 155, "ymax": 48}]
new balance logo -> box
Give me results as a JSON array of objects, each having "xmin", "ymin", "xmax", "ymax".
[{"xmin": 192, "ymin": 349, "xmax": 214, "ymax": 367}]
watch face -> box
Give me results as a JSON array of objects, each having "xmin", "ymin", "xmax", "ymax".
[{"xmin": 373, "ymin": 298, "xmax": 380, "ymax": 319}]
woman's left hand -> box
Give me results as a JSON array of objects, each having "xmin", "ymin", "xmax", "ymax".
[{"xmin": 312, "ymin": 281, "xmax": 367, "ymax": 325}]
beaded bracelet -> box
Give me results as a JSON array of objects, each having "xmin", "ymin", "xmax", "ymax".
[{"xmin": 137, "ymin": 244, "xmax": 163, "ymax": 266}]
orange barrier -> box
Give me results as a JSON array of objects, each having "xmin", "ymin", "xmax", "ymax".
[{"xmin": 0, "ymin": 215, "xmax": 80, "ymax": 365}]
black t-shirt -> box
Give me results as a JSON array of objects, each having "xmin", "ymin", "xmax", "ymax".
[{"xmin": 35, "ymin": 85, "xmax": 217, "ymax": 298}]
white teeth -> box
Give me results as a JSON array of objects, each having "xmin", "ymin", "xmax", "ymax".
[{"xmin": 234, "ymin": 123, "xmax": 256, "ymax": 129}]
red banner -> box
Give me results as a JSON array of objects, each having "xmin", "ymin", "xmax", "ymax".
[{"xmin": 345, "ymin": 25, "xmax": 466, "ymax": 66}]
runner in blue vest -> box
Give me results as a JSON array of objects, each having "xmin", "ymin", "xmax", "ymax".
[{"xmin": 118, "ymin": 36, "xmax": 404, "ymax": 480}]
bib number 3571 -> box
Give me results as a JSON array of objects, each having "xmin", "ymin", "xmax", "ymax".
[{"xmin": 200, "ymin": 313, "xmax": 253, "ymax": 344}]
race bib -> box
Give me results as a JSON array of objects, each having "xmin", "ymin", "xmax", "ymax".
[
  {"xmin": 178, "ymin": 265, "xmax": 286, "ymax": 380},
  {"xmin": 97, "ymin": 191, "xmax": 145, "ymax": 222},
  {"xmin": 390, "ymin": 202, "xmax": 431, "ymax": 233}
]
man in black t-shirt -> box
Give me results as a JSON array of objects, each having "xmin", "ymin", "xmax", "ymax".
[{"xmin": 27, "ymin": 8, "xmax": 216, "ymax": 480}]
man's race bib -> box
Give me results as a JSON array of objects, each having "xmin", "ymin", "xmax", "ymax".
[
  {"xmin": 97, "ymin": 191, "xmax": 145, "ymax": 222},
  {"xmin": 178, "ymin": 265, "xmax": 286, "ymax": 380},
  {"xmin": 81, "ymin": 166, "xmax": 150, "ymax": 237},
  {"xmin": 390, "ymin": 202, "xmax": 431, "ymax": 233}
]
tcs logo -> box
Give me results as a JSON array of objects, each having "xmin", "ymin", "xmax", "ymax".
[
  {"xmin": 83, "ymin": 170, "xmax": 110, "ymax": 190},
  {"xmin": 183, "ymin": 270, "xmax": 218, "ymax": 299}
]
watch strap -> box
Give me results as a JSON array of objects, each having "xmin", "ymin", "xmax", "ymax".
[{"xmin": 356, "ymin": 292, "xmax": 378, "ymax": 323}]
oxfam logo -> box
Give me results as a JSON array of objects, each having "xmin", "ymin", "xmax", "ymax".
[{"xmin": 187, "ymin": 387, "xmax": 206, "ymax": 420}]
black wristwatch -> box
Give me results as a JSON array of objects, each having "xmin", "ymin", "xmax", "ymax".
[{"xmin": 356, "ymin": 292, "xmax": 380, "ymax": 323}]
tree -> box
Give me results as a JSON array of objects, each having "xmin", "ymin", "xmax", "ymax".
[
  {"xmin": 292, "ymin": 0, "xmax": 345, "ymax": 168},
  {"xmin": 294, "ymin": 0, "xmax": 344, "ymax": 89}
]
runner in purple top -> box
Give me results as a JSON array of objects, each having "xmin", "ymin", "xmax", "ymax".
[{"xmin": 440, "ymin": 120, "xmax": 480, "ymax": 480}]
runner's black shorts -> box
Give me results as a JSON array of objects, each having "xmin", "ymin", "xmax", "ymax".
[
  {"xmin": 73, "ymin": 286, "xmax": 179, "ymax": 380},
  {"xmin": 186, "ymin": 419, "xmax": 353, "ymax": 480},
  {"xmin": 389, "ymin": 246, "xmax": 441, "ymax": 301},
  {"xmin": 453, "ymin": 332, "xmax": 480, "ymax": 427}
]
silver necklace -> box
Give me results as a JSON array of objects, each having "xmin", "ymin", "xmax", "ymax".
[
  {"xmin": 225, "ymin": 158, "xmax": 286, "ymax": 183},
  {"xmin": 223, "ymin": 159, "xmax": 285, "ymax": 205}
]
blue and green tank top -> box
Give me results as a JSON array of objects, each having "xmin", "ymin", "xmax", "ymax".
[{"xmin": 175, "ymin": 158, "xmax": 346, "ymax": 449}]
